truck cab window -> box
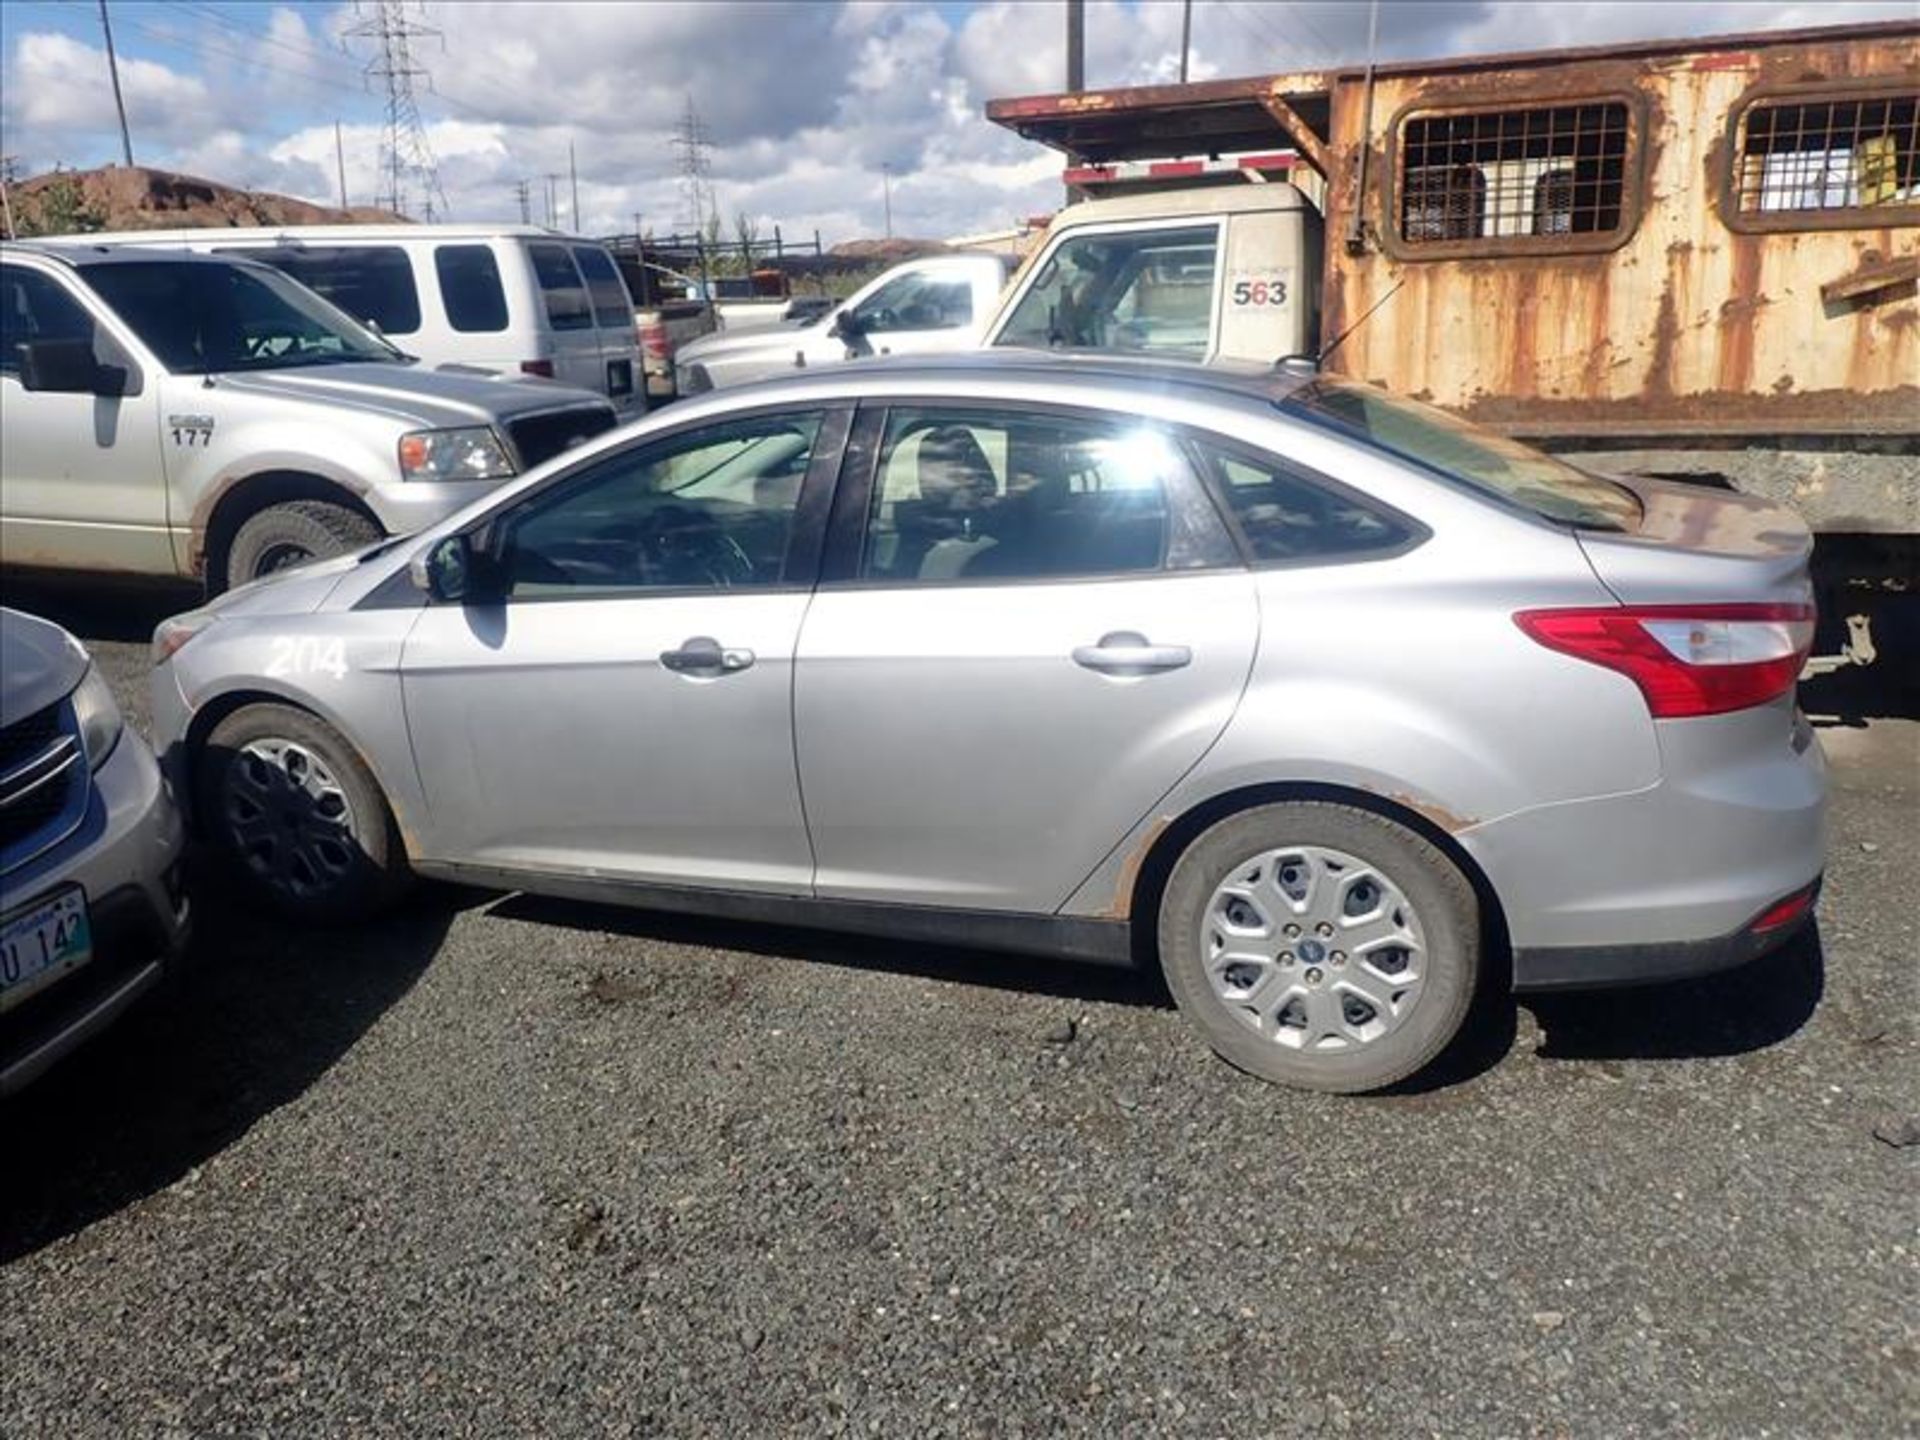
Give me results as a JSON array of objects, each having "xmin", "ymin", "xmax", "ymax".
[
  {"xmin": 1, "ymin": 266, "xmax": 96, "ymax": 374},
  {"xmin": 994, "ymin": 225, "xmax": 1218, "ymax": 357}
]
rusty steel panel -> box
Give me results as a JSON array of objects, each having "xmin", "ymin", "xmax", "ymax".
[{"xmin": 1319, "ymin": 29, "xmax": 1920, "ymax": 436}]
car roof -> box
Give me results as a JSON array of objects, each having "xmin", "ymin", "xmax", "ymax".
[
  {"xmin": 2, "ymin": 240, "xmax": 283, "ymax": 269},
  {"xmin": 20, "ymin": 223, "xmax": 593, "ymax": 248},
  {"xmin": 724, "ymin": 348, "xmax": 1327, "ymax": 408}
]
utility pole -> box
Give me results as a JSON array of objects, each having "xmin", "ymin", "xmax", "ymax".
[
  {"xmin": 514, "ymin": 178, "xmax": 531, "ymax": 223},
  {"xmin": 334, "ymin": 120, "xmax": 349, "ymax": 208},
  {"xmin": 98, "ymin": 1, "xmax": 135, "ymax": 166},
  {"xmin": 1065, "ymin": 0, "xmax": 1084, "ymax": 93},
  {"xmin": 0, "ymin": 155, "xmax": 17, "ymax": 240},
  {"xmin": 881, "ymin": 163, "xmax": 893, "ymax": 240},
  {"xmin": 544, "ymin": 173, "xmax": 563, "ymax": 228},
  {"xmin": 344, "ymin": 0, "xmax": 449, "ymax": 220},
  {"xmin": 1179, "ymin": 0, "xmax": 1193, "ymax": 84},
  {"xmin": 569, "ymin": 140, "xmax": 581, "ymax": 234}
]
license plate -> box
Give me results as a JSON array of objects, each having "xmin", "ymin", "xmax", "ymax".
[
  {"xmin": 0, "ymin": 886, "xmax": 92, "ymax": 1014},
  {"xmin": 607, "ymin": 358, "xmax": 634, "ymax": 395}
]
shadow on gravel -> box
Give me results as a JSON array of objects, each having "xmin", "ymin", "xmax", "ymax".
[
  {"xmin": 0, "ymin": 573, "xmax": 203, "ymax": 645},
  {"xmin": 490, "ymin": 894, "xmax": 1174, "ymax": 1010},
  {"xmin": 0, "ymin": 885, "xmax": 472, "ymax": 1264},
  {"xmin": 1522, "ymin": 925, "xmax": 1825, "ymax": 1063}
]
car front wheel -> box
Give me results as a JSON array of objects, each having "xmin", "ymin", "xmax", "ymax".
[
  {"xmin": 1157, "ymin": 801, "xmax": 1479, "ymax": 1093},
  {"xmin": 196, "ymin": 703, "xmax": 411, "ymax": 923}
]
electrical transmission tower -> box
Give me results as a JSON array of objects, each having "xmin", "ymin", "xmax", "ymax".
[
  {"xmin": 344, "ymin": 1, "xmax": 450, "ymax": 221},
  {"xmin": 672, "ymin": 95, "xmax": 716, "ymax": 235}
]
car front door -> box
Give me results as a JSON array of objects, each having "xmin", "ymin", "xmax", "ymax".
[
  {"xmin": 399, "ymin": 405, "xmax": 847, "ymax": 891},
  {"xmin": 0, "ymin": 262, "xmax": 173, "ymax": 574},
  {"xmin": 793, "ymin": 401, "xmax": 1259, "ymax": 913}
]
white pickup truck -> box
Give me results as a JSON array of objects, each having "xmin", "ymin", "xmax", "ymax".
[{"xmin": 674, "ymin": 253, "xmax": 1012, "ymax": 393}]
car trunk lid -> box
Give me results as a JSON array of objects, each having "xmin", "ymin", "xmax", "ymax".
[{"xmin": 1575, "ymin": 474, "xmax": 1814, "ymax": 608}]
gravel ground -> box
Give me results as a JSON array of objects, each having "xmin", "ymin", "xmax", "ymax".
[{"xmin": 2, "ymin": 579, "xmax": 1915, "ymax": 1438}]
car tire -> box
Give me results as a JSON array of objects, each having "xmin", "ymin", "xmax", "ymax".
[
  {"xmin": 196, "ymin": 703, "xmax": 411, "ymax": 924},
  {"xmin": 224, "ymin": 500, "xmax": 382, "ymax": 591},
  {"xmin": 1157, "ymin": 801, "xmax": 1479, "ymax": 1094}
]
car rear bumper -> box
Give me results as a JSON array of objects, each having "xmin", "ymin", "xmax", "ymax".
[
  {"xmin": 0, "ymin": 735, "xmax": 191, "ymax": 1097},
  {"xmin": 1511, "ymin": 881, "xmax": 1818, "ymax": 991},
  {"xmin": 1461, "ymin": 702, "xmax": 1827, "ymax": 986}
]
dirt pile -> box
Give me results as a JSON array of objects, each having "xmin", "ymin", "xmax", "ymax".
[{"xmin": 6, "ymin": 164, "xmax": 400, "ymax": 236}]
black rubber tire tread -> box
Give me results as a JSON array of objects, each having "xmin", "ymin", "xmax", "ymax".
[
  {"xmin": 224, "ymin": 500, "xmax": 382, "ymax": 591},
  {"xmin": 195, "ymin": 702, "xmax": 412, "ymax": 925},
  {"xmin": 1157, "ymin": 801, "xmax": 1479, "ymax": 1094}
]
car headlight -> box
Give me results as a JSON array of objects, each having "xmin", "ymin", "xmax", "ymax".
[
  {"xmin": 397, "ymin": 426, "xmax": 516, "ymax": 481},
  {"xmin": 70, "ymin": 665, "xmax": 123, "ymax": 770}
]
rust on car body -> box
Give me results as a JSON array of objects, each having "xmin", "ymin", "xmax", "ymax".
[{"xmin": 986, "ymin": 21, "xmax": 1920, "ymax": 446}]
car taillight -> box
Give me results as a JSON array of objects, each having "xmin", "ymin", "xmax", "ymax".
[
  {"xmin": 520, "ymin": 359, "xmax": 555, "ymax": 378},
  {"xmin": 1748, "ymin": 884, "xmax": 1818, "ymax": 934},
  {"xmin": 1513, "ymin": 603, "xmax": 1815, "ymax": 718},
  {"xmin": 638, "ymin": 321, "xmax": 671, "ymax": 362}
]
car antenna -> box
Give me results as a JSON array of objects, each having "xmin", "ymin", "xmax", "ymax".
[{"xmin": 1312, "ymin": 277, "xmax": 1404, "ymax": 369}]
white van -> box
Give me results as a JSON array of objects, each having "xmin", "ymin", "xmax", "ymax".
[{"xmin": 84, "ymin": 223, "xmax": 644, "ymax": 414}]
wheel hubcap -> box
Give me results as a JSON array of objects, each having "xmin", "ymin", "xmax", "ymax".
[
  {"xmin": 256, "ymin": 542, "xmax": 314, "ymax": 576},
  {"xmin": 223, "ymin": 739, "xmax": 358, "ymax": 898},
  {"xmin": 1200, "ymin": 844, "xmax": 1426, "ymax": 1052}
]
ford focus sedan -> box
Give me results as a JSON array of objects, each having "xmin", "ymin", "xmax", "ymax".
[{"xmin": 148, "ymin": 355, "xmax": 1826, "ymax": 1092}]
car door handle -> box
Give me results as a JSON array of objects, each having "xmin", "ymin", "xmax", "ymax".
[
  {"xmin": 660, "ymin": 636, "xmax": 755, "ymax": 675},
  {"xmin": 1072, "ymin": 632, "xmax": 1192, "ymax": 675}
]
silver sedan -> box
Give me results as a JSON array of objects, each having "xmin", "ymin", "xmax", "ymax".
[{"xmin": 148, "ymin": 354, "xmax": 1826, "ymax": 1092}]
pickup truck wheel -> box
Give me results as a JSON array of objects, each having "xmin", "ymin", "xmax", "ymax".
[
  {"xmin": 197, "ymin": 703, "xmax": 412, "ymax": 924},
  {"xmin": 1157, "ymin": 802, "xmax": 1479, "ymax": 1094},
  {"xmin": 224, "ymin": 500, "xmax": 381, "ymax": 590}
]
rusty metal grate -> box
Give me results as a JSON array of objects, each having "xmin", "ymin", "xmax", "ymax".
[
  {"xmin": 1735, "ymin": 93, "xmax": 1919, "ymax": 214},
  {"xmin": 1399, "ymin": 102, "xmax": 1629, "ymax": 245}
]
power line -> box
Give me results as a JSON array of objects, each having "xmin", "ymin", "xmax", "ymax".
[{"xmin": 343, "ymin": 0, "xmax": 450, "ymax": 221}]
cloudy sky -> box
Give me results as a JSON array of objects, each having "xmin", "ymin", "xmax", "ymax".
[{"xmin": 1, "ymin": 0, "xmax": 1909, "ymax": 243}]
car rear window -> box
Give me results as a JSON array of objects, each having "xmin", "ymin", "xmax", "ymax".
[
  {"xmin": 571, "ymin": 245, "xmax": 634, "ymax": 330},
  {"xmin": 1280, "ymin": 380, "xmax": 1641, "ymax": 531},
  {"xmin": 224, "ymin": 245, "xmax": 421, "ymax": 336},
  {"xmin": 434, "ymin": 244, "xmax": 509, "ymax": 333},
  {"xmin": 529, "ymin": 243, "xmax": 593, "ymax": 332}
]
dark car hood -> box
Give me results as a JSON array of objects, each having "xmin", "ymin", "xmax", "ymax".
[{"xmin": 1, "ymin": 609, "xmax": 88, "ymax": 727}]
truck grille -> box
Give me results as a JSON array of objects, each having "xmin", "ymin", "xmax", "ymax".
[
  {"xmin": 506, "ymin": 406, "xmax": 617, "ymax": 470},
  {"xmin": 0, "ymin": 701, "xmax": 89, "ymax": 875}
]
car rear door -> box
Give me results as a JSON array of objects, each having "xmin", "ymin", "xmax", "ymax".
[
  {"xmin": 527, "ymin": 241, "xmax": 612, "ymax": 399},
  {"xmin": 792, "ymin": 400, "xmax": 1259, "ymax": 913},
  {"xmin": 399, "ymin": 404, "xmax": 848, "ymax": 890},
  {"xmin": 571, "ymin": 244, "xmax": 642, "ymax": 413}
]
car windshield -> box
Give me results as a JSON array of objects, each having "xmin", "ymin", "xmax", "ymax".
[
  {"xmin": 1280, "ymin": 379, "xmax": 1642, "ymax": 531},
  {"xmin": 78, "ymin": 257, "xmax": 403, "ymax": 374}
]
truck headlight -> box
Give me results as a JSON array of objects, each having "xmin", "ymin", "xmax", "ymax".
[
  {"xmin": 71, "ymin": 665, "xmax": 123, "ymax": 770},
  {"xmin": 398, "ymin": 427, "xmax": 515, "ymax": 481}
]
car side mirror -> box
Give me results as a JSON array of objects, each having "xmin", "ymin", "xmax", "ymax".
[
  {"xmin": 18, "ymin": 338, "xmax": 125, "ymax": 396},
  {"xmin": 828, "ymin": 308, "xmax": 863, "ymax": 342},
  {"xmin": 410, "ymin": 532, "xmax": 497, "ymax": 604}
]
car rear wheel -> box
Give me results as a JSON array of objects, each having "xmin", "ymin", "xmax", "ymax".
[
  {"xmin": 1157, "ymin": 801, "xmax": 1479, "ymax": 1093},
  {"xmin": 224, "ymin": 500, "xmax": 382, "ymax": 591},
  {"xmin": 197, "ymin": 703, "xmax": 411, "ymax": 923}
]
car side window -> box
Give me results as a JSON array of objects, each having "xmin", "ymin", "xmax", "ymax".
[
  {"xmin": 233, "ymin": 246, "xmax": 422, "ymax": 336},
  {"xmin": 498, "ymin": 412, "xmax": 826, "ymax": 597},
  {"xmin": 0, "ymin": 265, "xmax": 97, "ymax": 375},
  {"xmin": 529, "ymin": 243, "xmax": 593, "ymax": 332},
  {"xmin": 861, "ymin": 406, "xmax": 1218, "ymax": 585},
  {"xmin": 435, "ymin": 245, "xmax": 509, "ymax": 333},
  {"xmin": 570, "ymin": 246, "xmax": 634, "ymax": 330},
  {"xmin": 1195, "ymin": 441, "xmax": 1416, "ymax": 563},
  {"xmin": 852, "ymin": 272, "xmax": 973, "ymax": 335}
]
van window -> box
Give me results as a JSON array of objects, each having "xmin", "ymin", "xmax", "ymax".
[
  {"xmin": 529, "ymin": 244, "xmax": 593, "ymax": 331},
  {"xmin": 434, "ymin": 244, "xmax": 509, "ymax": 333},
  {"xmin": 1397, "ymin": 101, "xmax": 1631, "ymax": 248},
  {"xmin": 228, "ymin": 245, "xmax": 421, "ymax": 336},
  {"xmin": 1731, "ymin": 90, "xmax": 1918, "ymax": 221},
  {"xmin": 995, "ymin": 226, "xmax": 1217, "ymax": 357},
  {"xmin": 570, "ymin": 246, "xmax": 634, "ymax": 329}
]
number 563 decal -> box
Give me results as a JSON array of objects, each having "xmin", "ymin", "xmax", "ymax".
[{"xmin": 1229, "ymin": 276, "xmax": 1289, "ymax": 307}]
